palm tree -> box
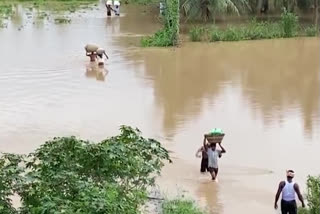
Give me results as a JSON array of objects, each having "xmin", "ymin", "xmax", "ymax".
[{"xmin": 181, "ymin": 0, "xmax": 251, "ymax": 22}]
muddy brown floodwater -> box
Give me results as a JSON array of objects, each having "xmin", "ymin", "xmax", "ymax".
[{"xmin": 0, "ymin": 2, "xmax": 319, "ymax": 214}]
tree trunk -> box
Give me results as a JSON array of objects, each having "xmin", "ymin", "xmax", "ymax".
[
  {"xmin": 315, "ymin": 0, "xmax": 319, "ymax": 27},
  {"xmin": 257, "ymin": 0, "xmax": 263, "ymax": 15}
]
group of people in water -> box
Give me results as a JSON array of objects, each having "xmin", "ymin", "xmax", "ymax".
[
  {"xmin": 106, "ymin": 0, "xmax": 120, "ymax": 16},
  {"xmin": 196, "ymin": 135, "xmax": 226, "ymax": 181},
  {"xmin": 196, "ymin": 129, "xmax": 304, "ymax": 214}
]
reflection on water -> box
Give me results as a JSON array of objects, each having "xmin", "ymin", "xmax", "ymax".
[
  {"xmin": 139, "ymin": 40, "xmax": 320, "ymax": 139},
  {"xmin": 85, "ymin": 62, "xmax": 109, "ymax": 82},
  {"xmin": 0, "ymin": 2, "xmax": 319, "ymax": 214}
]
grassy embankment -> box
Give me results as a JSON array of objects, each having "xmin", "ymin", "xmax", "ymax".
[{"xmin": 189, "ymin": 11, "xmax": 318, "ymax": 42}]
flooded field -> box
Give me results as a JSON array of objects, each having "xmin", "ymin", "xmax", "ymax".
[{"xmin": 0, "ymin": 2, "xmax": 319, "ymax": 214}]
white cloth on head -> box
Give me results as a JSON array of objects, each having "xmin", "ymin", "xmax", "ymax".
[
  {"xmin": 106, "ymin": 0, "xmax": 112, "ymax": 5},
  {"xmin": 114, "ymin": 0, "xmax": 120, "ymax": 5}
]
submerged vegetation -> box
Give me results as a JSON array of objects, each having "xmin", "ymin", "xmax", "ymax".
[
  {"xmin": 0, "ymin": 0, "xmax": 97, "ymax": 28},
  {"xmin": 189, "ymin": 11, "xmax": 318, "ymax": 42},
  {"xmin": 0, "ymin": 126, "xmax": 171, "ymax": 213}
]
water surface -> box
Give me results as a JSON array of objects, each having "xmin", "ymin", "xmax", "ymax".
[{"xmin": 0, "ymin": 2, "xmax": 319, "ymax": 214}]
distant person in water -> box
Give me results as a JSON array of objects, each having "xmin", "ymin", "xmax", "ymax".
[
  {"xmin": 274, "ymin": 170, "xmax": 305, "ymax": 214},
  {"xmin": 196, "ymin": 146, "xmax": 208, "ymax": 173},
  {"xmin": 106, "ymin": 0, "xmax": 115, "ymax": 16},
  {"xmin": 203, "ymin": 138, "xmax": 226, "ymax": 181},
  {"xmin": 114, "ymin": 1, "xmax": 120, "ymax": 16}
]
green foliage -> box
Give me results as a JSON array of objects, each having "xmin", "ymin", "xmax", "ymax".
[
  {"xmin": 210, "ymin": 27, "xmax": 223, "ymax": 41},
  {"xmin": 0, "ymin": 126, "xmax": 170, "ymax": 214},
  {"xmin": 191, "ymin": 10, "xmax": 317, "ymax": 42},
  {"xmin": 305, "ymin": 175, "xmax": 320, "ymax": 214},
  {"xmin": 0, "ymin": 4, "xmax": 12, "ymax": 19},
  {"xmin": 298, "ymin": 207, "xmax": 310, "ymax": 214},
  {"xmin": 189, "ymin": 26, "xmax": 205, "ymax": 41},
  {"xmin": 207, "ymin": 21, "xmax": 283, "ymax": 42},
  {"xmin": 141, "ymin": 0, "xmax": 180, "ymax": 47},
  {"xmin": 297, "ymin": 176, "xmax": 320, "ymax": 214},
  {"xmin": 281, "ymin": 9, "xmax": 298, "ymax": 38},
  {"xmin": 0, "ymin": 154, "xmax": 23, "ymax": 214},
  {"xmin": 162, "ymin": 199, "xmax": 205, "ymax": 214},
  {"xmin": 141, "ymin": 28, "xmax": 176, "ymax": 47},
  {"xmin": 181, "ymin": 0, "xmax": 250, "ymax": 21},
  {"xmin": 305, "ymin": 26, "xmax": 318, "ymax": 37}
]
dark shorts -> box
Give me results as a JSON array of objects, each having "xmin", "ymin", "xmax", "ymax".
[
  {"xmin": 200, "ymin": 158, "xmax": 208, "ymax": 172},
  {"xmin": 208, "ymin": 167, "xmax": 219, "ymax": 176},
  {"xmin": 281, "ymin": 200, "xmax": 297, "ymax": 214},
  {"xmin": 107, "ymin": 11, "xmax": 111, "ymax": 16}
]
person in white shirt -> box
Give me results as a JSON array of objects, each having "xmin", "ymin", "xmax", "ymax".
[
  {"xmin": 274, "ymin": 170, "xmax": 305, "ymax": 214},
  {"xmin": 203, "ymin": 137, "xmax": 226, "ymax": 181},
  {"xmin": 114, "ymin": 1, "xmax": 120, "ymax": 16}
]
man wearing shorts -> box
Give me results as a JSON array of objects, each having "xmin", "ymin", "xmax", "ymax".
[
  {"xmin": 203, "ymin": 137, "xmax": 226, "ymax": 181},
  {"xmin": 274, "ymin": 170, "xmax": 305, "ymax": 214},
  {"xmin": 196, "ymin": 146, "xmax": 208, "ymax": 172}
]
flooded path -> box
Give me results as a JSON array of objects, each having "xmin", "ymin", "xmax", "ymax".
[{"xmin": 1, "ymin": 2, "xmax": 319, "ymax": 214}]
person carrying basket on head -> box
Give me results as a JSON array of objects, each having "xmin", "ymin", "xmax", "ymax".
[{"xmin": 202, "ymin": 128, "xmax": 226, "ymax": 181}]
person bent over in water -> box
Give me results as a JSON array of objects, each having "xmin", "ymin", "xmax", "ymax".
[
  {"xmin": 196, "ymin": 146, "xmax": 208, "ymax": 173},
  {"xmin": 203, "ymin": 138, "xmax": 226, "ymax": 181},
  {"xmin": 274, "ymin": 170, "xmax": 305, "ymax": 214},
  {"xmin": 86, "ymin": 52, "xmax": 97, "ymax": 62}
]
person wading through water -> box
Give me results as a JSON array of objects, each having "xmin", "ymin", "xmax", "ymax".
[
  {"xmin": 274, "ymin": 170, "xmax": 305, "ymax": 214},
  {"xmin": 106, "ymin": 0, "xmax": 115, "ymax": 16},
  {"xmin": 196, "ymin": 146, "xmax": 208, "ymax": 173},
  {"xmin": 203, "ymin": 137, "xmax": 226, "ymax": 181}
]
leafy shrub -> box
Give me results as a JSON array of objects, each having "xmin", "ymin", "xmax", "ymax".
[
  {"xmin": 209, "ymin": 27, "xmax": 222, "ymax": 42},
  {"xmin": 306, "ymin": 175, "xmax": 320, "ymax": 214},
  {"xmin": 141, "ymin": 28, "xmax": 175, "ymax": 47},
  {"xmin": 298, "ymin": 207, "xmax": 310, "ymax": 214},
  {"xmin": 305, "ymin": 26, "xmax": 318, "ymax": 37},
  {"xmin": 141, "ymin": 0, "xmax": 179, "ymax": 46},
  {"xmin": 162, "ymin": 199, "xmax": 205, "ymax": 214},
  {"xmin": 0, "ymin": 126, "xmax": 171, "ymax": 214},
  {"xmin": 281, "ymin": 9, "xmax": 298, "ymax": 37},
  {"xmin": 189, "ymin": 26, "xmax": 205, "ymax": 41},
  {"xmin": 222, "ymin": 26, "xmax": 246, "ymax": 41}
]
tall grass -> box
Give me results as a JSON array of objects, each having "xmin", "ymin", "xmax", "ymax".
[
  {"xmin": 281, "ymin": 9, "xmax": 298, "ymax": 37},
  {"xmin": 141, "ymin": 0, "xmax": 180, "ymax": 47},
  {"xmin": 162, "ymin": 199, "xmax": 205, "ymax": 214},
  {"xmin": 191, "ymin": 11, "xmax": 316, "ymax": 42},
  {"xmin": 189, "ymin": 26, "xmax": 205, "ymax": 41}
]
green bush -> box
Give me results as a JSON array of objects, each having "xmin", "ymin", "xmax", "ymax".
[
  {"xmin": 306, "ymin": 175, "xmax": 320, "ymax": 214},
  {"xmin": 141, "ymin": 28, "xmax": 175, "ymax": 47},
  {"xmin": 0, "ymin": 126, "xmax": 171, "ymax": 214},
  {"xmin": 298, "ymin": 207, "xmax": 310, "ymax": 214},
  {"xmin": 209, "ymin": 27, "xmax": 223, "ymax": 42},
  {"xmin": 141, "ymin": 0, "xmax": 179, "ymax": 47},
  {"xmin": 189, "ymin": 26, "xmax": 205, "ymax": 41},
  {"xmin": 0, "ymin": 4, "xmax": 13, "ymax": 18},
  {"xmin": 162, "ymin": 199, "xmax": 205, "ymax": 214},
  {"xmin": 223, "ymin": 26, "xmax": 247, "ymax": 41},
  {"xmin": 305, "ymin": 26, "xmax": 318, "ymax": 37},
  {"xmin": 281, "ymin": 9, "xmax": 298, "ymax": 37},
  {"xmin": 297, "ymin": 175, "xmax": 320, "ymax": 214}
]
